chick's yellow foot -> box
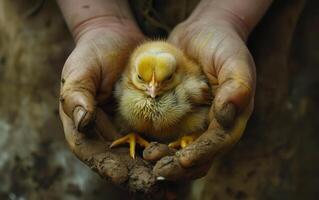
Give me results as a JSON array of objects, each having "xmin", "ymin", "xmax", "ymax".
[
  {"xmin": 168, "ymin": 135, "xmax": 196, "ymax": 149},
  {"xmin": 110, "ymin": 133, "xmax": 150, "ymax": 159}
]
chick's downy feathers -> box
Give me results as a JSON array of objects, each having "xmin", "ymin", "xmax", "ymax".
[{"xmin": 114, "ymin": 41, "xmax": 212, "ymax": 142}]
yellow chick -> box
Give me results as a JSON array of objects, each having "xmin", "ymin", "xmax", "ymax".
[{"xmin": 111, "ymin": 41, "xmax": 212, "ymax": 158}]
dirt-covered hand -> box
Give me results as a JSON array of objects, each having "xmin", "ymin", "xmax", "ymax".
[
  {"xmin": 59, "ymin": 23, "xmax": 160, "ymax": 192},
  {"xmin": 153, "ymin": 16, "xmax": 256, "ymax": 181}
]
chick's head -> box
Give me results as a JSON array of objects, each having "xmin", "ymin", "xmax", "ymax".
[{"xmin": 130, "ymin": 42, "xmax": 183, "ymax": 98}]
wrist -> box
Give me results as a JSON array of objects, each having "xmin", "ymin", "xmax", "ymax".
[
  {"xmin": 211, "ymin": 9, "xmax": 250, "ymax": 41},
  {"xmin": 72, "ymin": 15, "xmax": 143, "ymax": 43},
  {"xmin": 189, "ymin": 8, "xmax": 250, "ymax": 42},
  {"xmin": 187, "ymin": 0, "xmax": 273, "ymax": 42},
  {"xmin": 57, "ymin": 0, "xmax": 143, "ymax": 42}
]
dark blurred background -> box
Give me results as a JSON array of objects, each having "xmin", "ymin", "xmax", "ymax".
[{"xmin": 0, "ymin": 0, "xmax": 318, "ymax": 199}]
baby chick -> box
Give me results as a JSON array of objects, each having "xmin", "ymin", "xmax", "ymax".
[{"xmin": 111, "ymin": 41, "xmax": 212, "ymax": 158}]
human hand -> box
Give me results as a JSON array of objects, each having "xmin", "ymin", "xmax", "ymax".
[
  {"xmin": 58, "ymin": 16, "xmax": 161, "ymax": 192},
  {"xmin": 150, "ymin": 6, "xmax": 258, "ymax": 181}
]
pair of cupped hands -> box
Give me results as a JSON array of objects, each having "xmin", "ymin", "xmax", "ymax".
[{"xmin": 59, "ymin": 14, "xmax": 255, "ymax": 192}]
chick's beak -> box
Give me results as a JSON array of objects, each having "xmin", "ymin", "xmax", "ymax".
[
  {"xmin": 147, "ymin": 84, "xmax": 157, "ymax": 98},
  {"xmin": 147, "ymin": 74, "xmax": 158, "ymax": 98}
]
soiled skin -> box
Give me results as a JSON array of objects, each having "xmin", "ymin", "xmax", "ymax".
[{"xmin": 58, "ymin": 0, "xmax": 272, "ymax": 191}]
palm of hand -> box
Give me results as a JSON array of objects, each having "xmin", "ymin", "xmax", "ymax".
[
  {"xmin": 61, "ymin": 28, "xmax": 142, "ymax": 127},
  {"xmin": 149, "ymin": 21, "xmax": 256, "ymax": 180},
  {"xmin": 59, "ymin": 28, "xmax": 161, "ymax": 192}
]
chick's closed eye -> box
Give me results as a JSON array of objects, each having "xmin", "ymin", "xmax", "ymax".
[
  {"xmin": 131, "ymin": 48, "xmax": 178, "ymax": 98},
  {"xmin": 137, "ymin": 75, "xmax": 144, "ymax": 82}
]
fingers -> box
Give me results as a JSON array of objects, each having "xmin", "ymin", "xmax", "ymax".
[
  {"xmin": 213, "ymin": 79, "xmax": 252, "ymax": 128},
  {"xmin": 143, "ymin": 142, "xmax": 176, "ymax": 161},
  {"xmin": 60, "ymin": 103, "xmax": 87, "ymax": 152},
  {"xmin": 153, "ymin": 156, "xmax": 211, "ymax": 181},
  {"xmin": 218, "ymin": 100, "xmax": 254, "ymax": 151},
  {"xmin": 163, "ymin": 105, "xmax": 251, "ymax": 169},
  {"xmin": 60, "ymin": 103, "xmax": 128, "ymax": 181},
  {"xmin": 60, "ymin": 49, "xmax": 99, "ymax": 132},
  {"xmin": 155, "ymin": 107, "xmax": 251, "ymax": 171},
  {"xmin": 60, "ymin": 105, "xmax": 158, "ymax": 191},
  {"xmin": 212, "ymin": 44, "xmax": 255, "ymax": 127},
  {"xmin": 176, "ymin": 100, "xmax": 254, "ymax": 168},
  {"xmin": 177, "ymin": 125, "xmax": 226, "ymax": 167}
]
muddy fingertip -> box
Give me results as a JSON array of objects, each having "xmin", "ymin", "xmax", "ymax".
[
  {"xmin": 143, "ymin": 142, "xmax": 175, "ymax": 161},
  {"xmin": 153, "ymin": 156, "xmax": 185, "ymax": 181}
]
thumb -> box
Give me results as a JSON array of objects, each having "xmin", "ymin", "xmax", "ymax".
[
  {"xmin": 60, "ymin": 81, "xmax": 96, "ymax": 133},
  {"xmin": 212, "ymin": 48, "xmax": 256, "ymax": 128},
  {"xmin": 60, "ymin": 51, "xmax": 99, "ymax": 132}
]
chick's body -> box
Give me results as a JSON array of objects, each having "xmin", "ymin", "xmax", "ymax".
[{"xmin": 114, "ymin": 41, "xmax": 211, "ymax": 143}]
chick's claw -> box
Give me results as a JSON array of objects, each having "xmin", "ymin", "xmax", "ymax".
[
  {"xmin": 110, "ymin": 133, "xmax": 150, "ymax": 159},
  {"xmin": 168, "ymin": 135, "xmax": 196, "ymax": 149}
]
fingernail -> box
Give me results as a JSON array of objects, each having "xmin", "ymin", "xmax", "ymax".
[
  {"xmin": 214, "ymin": 103, "xmax": 236, "ymax": 129},
  {"xmin": 73, "ymin": 106, "xmax": 87, "ymax": 132},
  {"xmin": 156, "ymin": 176, "xmax": 166, "ymax": 181}
]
